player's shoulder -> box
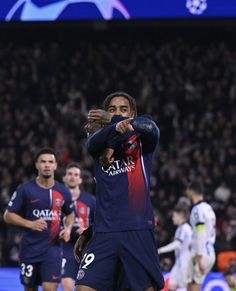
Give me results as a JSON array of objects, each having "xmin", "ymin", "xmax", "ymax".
[
  {"xmin": 80, "ymin": 191, "xmax": 96, "ymax": 202},
  {"xmin": 16, "ymin": 179, "xmax": 37, "ymax": 191},
  {"xmin": 191, "ymin": 200, "xmax": 206, "ymax": 211},
  {"xmin": 54, "ymin": 181, "xmax": 71, "ymax": 196},
  {"xmin": 182, "ymin": 222, "xmax": 192, "ymax": 233}
]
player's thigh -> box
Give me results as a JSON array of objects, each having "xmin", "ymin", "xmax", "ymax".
[
  {"xmin": 120, "ymin": 230, "xmax": 164, "ymax": 291},
  {"xmin": 75, "ymin": 232, "xmax": 118, "ymax": 291},
  {"xmin": 61, "ymin": 277, "xmax": 75, "ymax": 291},
  {"xmin": 170, "ymin": 264, "xmax": 188, "ymax": 288},
  {"xmin": 169, "ymin": 265, "xmax": 179, "ymax": 288},
  {"xmin": 42, "ymin": 281, "xmax": 58, "ymax": 291},
  {"xmin": 193, "ymin": 254, "xmax": 215, "ymax": 284},
  {"xmin": 62, "ymin": 257, "xmax": 80, "ymax": 280},
  {"xmin": 39, "ymin": 245, "xmax": 62, "ymax": 284},
  {"xmin": 20, "ymin": 261, "xmax": 40, "ymax": 288}
]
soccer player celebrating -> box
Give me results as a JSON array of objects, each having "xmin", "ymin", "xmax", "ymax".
[
  {"xmin": 4, "ymin": 148, "xmax": 75, "ymax": 291},
  {"xmin": 61, "ymin": 163, "xmax": 95, "ymax": 291},
  {"xmin": 186, "ymin": 181, "xmax": 216, "ymax": 291},
  {"xmin": 74, "ymin": 92, "xmax": 164, "ymax": 291},
  {"xmin": 158, "ymin": 206, "xmax": 192, "ymax": 291}
]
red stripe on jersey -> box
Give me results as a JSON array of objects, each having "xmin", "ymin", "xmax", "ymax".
[
  {"xmin": 50, "ymin": 190, "xmax": 63, "ymax": 243},
  {"xmin": 124, "ymin": 135, "xmax": 146, "ymax": 213},
  {"xmin": 75, "ymin": 201, "xmax": 90, "ymax": 229}
]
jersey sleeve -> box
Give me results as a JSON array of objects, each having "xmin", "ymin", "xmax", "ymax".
[
  {"xmin": 62, "ymin": 188, "xmax": 74, "ymax": 215},
  {"xmin": 86, "ymin": 124, "xmax": 118, "ymax": 157},
  {"xmin": 103, "ymin": 115, "xmax": 160, "ymax": 153},
  {"xmin": 192, "ymin": 206, "xmax": 205, "ymax": 227},
  {"xmin": 131, "ymin": 116, "xmax": 160, "ymax": 152},
  {"xmin": 192, "ymin": 206, "xmax": 206, "ymax": 255},
  {"xmin": 175, "ymin": 225, "xmax": 185, "ymax": 243},
  {"xmin": 7, "ymin": 185, "xmax": 25, "ymax": 214}
]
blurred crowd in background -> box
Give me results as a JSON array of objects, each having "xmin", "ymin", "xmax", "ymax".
[{"xmin": 0, "ymin": 34, "xmax": 235, "ymax": 271}]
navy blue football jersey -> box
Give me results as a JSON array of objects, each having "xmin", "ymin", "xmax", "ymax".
[
  {"xmin": 87, "ymin": 116, "xmax": 159, "ymax": 232},
  {"xmin": 7, "ymin": 179, "xmax": 74, "ymax": 262}
]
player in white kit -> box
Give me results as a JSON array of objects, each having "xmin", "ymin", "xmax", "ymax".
[
  {"xmin": 158, "ymin": 206, "xmax": 192, "ymax": 290},
  {"xmin": 186, "ymin": 181, "xmax": 216, "ymax": 291}
]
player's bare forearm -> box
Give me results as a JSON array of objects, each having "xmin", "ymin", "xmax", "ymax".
[
  {"xmin": 3, "ymin": 210, "xmax": 47, "ymax": 231},
  {"xmin": 60, "ymin": 212, "xmax": 75, "ymax": 242},
  {"xmin": 64, "ymin": 212, "xmax": 75, "ymax": 232}
]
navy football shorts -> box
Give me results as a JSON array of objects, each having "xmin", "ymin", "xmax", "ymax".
[
  {"xmin": 61, "ymin": 256, "xmax": 80, "ymax": 280},
  {"xmin": 20, "ymin": 245, "xmax": 62, "ymax": 287},
  {"xmin": 75, "ymin": 230, "xmax": 164, "ymax": 291}
]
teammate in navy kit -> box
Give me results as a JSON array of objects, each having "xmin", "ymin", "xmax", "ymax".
[
  {"xmin": 74, "ymin": 92, "xmax": 164, "ymax": 291},
  {"xmin": 61, "ymin": 163, "xmax": 95, "ymax": 291},
  {"xmin": 4, "ymin": 148, "xmax": 75, "ymax": 291}
]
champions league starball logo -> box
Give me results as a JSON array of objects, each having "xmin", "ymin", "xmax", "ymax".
[
  {"xmin": 6, "ymin": 0, "xmax": 130, "ymax": 21},
  {"xmin": 186, "ymin": 0, "xmax": 207, "ymax": 15}
]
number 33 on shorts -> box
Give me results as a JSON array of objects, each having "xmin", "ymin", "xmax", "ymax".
[
  {"xmin": 80, "ymin": 253, "xmax": 95, "ymax": 269},
  {"xmin": 21, "ymin": 263, "xmax": 34, "ymax": 277}
]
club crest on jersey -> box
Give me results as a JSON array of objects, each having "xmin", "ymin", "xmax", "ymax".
[
  {"xmin": 55, "ymin": 198, "xmax": 62, "ymax": 206},
  {"xmin": 127, "ymin": 140, "xmax": 137, "ymax": 151},
  {"xmin": 79, "ymin": 208, "xmax": 86, "ymax": 214},
  {"xmin": 77, "ymin": 269, "xmax": 85, "ymax": 280}
]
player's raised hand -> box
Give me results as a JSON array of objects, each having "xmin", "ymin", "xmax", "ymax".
[
  {"xmin": 88, "ymin": 109, "xmax": 111, "ymax": 124},
  {"xmin": 115, "ymin": 118, "xmax": 134, "ymax": 134},
  {"xmin": 30, "ymin": 218, "xmax": 47, "ymax": 231}
]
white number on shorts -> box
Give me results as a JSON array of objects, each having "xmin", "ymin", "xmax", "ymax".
[
  {"xmin": 62, "ymin": 258, "xmax": 67, "ymax": 269},
  {"xmin": 81, "ymin": 253, "xmax": 95, "ymax": 269},
  {"xmin": 21, "ymin": 263, "xmax": 33, "ymax": 277}
]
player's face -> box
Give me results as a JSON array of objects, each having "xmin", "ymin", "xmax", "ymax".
[
  {"xmin": 63, "ymin": 167, "xmax": 82, "ymax": 189},
  {"xmin": 107, "ymin": 96, "xmax": 135, "ymax": 118},
  {"xmin": 172, "ymin": 211, "xmax": 182, "ymax": 226},
  {"xmin": 35, "ymin": 154, "xmax": 57, "ymax": 179}
]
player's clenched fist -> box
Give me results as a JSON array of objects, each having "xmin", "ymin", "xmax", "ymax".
[{"xmin": 30, "ymin": 218, "xmax": 47, "ymax": 231}]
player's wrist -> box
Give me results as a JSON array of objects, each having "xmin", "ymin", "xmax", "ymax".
[{"xmin": 26, "ymin": 220, "xmax": 34, "ymax": 229}]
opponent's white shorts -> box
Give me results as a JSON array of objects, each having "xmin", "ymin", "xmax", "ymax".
[
  {"xmin": 169, "ymin": 264, "xmax": 189, "ymax": 288},
  {"xmin": 187, "ymin": 254, "xmax": 216, "ymax": 284}
]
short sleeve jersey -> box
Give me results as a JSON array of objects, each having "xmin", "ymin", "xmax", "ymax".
[
  {"xmin": 190, "ymin": 201, "xmax": 216, "ymax": 256},
  {"xmin": 174, "ymin": 222, "xmax": 192, "ymax": 267},
  {"xmin": 7, "ymin": 179, "xmax": 74, "ymax": 262}
]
